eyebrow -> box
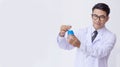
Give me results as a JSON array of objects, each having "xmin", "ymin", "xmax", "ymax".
[{"xmin": 92, "ymin": 14, "xmax": 106, "ymax": 16}]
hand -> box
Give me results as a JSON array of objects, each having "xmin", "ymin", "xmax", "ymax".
[
  {"xmin": 67, "ymin": 35, "xmax": 80, "ymax": 48},
  {"xmin": 59, "ymin": 25, "xmax": 72, "ymax": 37}
]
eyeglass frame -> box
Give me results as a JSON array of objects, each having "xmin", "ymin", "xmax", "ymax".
[{"xmin": 91, "ymin": 14, "xmax": 107, "ymax": 21}]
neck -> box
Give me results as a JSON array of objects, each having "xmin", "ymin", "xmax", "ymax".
[{"xmin": 93, "ymin": 25, "xmax": 105, "ymax": 30}]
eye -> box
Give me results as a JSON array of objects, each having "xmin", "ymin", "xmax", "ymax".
[
  {"xmin": 92, "ymin": 14, "xmax": 99, "ymax": 19},
  {"xmin": 100, "ymin": 15, "xmax": 106, "ymax": 19},
  {"xmin": 91, "ymin": 14, "xmax": 106, "ymax": 20}
]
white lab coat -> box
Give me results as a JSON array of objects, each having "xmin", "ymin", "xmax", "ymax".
[{"xmin": 57, "ymin": 25, "xmax": 116, "ymax": 67}]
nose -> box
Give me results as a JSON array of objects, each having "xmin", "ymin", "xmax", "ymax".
[
  {"xmin": 96, "ymin": 17, "xmax": 101, "ymax": 22},
  {"xmin": 95, "ymin": 19, "xmax": 101, "ymax": 24}
]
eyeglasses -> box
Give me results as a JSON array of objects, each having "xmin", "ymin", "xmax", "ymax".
[{"xmin": 92, "ymin": 14, "xmax": 107, "ymax": 21}]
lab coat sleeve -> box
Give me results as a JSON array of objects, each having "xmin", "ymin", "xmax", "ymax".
[
  {"xmin": 84, "ymin": 34, "xmax": 116, "ymax": 58},
  {"xmin": 57, "ymin": 35, "xmax": 75, "ymax": 50}
]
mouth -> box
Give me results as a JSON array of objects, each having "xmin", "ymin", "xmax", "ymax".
[
  {"xmin": 96, "ymin": 23, "xmax": 100, "ymax": 26},
  {"xmin": 95, "ymin": 22, "xmax": 101, "ymax": 26},
  {"xmin": 93, "ymin": 23, "xmax": 102, "ymax": 29}
]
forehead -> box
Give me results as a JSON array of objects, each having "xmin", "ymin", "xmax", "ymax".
[{"xmin": 92, "ymin": 9, "xmax": 107, "ymax": 16}]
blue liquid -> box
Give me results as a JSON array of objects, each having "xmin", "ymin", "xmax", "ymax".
[{"xmin": 68, "ymin": 30, "xmax": 74, "ymax": 35}]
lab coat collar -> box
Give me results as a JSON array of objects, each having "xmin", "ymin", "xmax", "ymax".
[{"xmin": 90, "ymin": 25, "xmax": 106, "ymax": 43}]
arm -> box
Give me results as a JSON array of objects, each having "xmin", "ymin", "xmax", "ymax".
[
  {"xmin": 57, "ymin": 35, "xmax": 75, "ymax": 50},
  {"xmin": 57, "ymin": 25, "xmax": 80, "ymax": 50}
]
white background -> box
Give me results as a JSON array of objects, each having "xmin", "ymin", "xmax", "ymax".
[{"xmin": 0, "ymin": 0, "xmax": 120, "ymax": 67}]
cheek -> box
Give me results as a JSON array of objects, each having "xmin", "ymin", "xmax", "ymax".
[
  {"xmin": 93, "ymin": 19, "xmax": 106, "ymax": 25},
  {"xmin": 101, "ymin": 21, "xmax": 107, "ymax": 25}
]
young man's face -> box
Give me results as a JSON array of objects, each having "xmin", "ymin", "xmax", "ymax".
[{"xmin": 92, "ymin": 9, "xmax": 109, "ymax": 30}]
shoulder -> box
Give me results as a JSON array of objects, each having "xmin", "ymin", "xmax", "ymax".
[
  {"xmin": 103, "ymin": 28, "xmax": 116, "ymax": 41},
  {"xmin": 105, "ymin": 28, "xmax": 116, "ymax": 37}
]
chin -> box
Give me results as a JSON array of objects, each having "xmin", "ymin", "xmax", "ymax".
[{"xmin": 94, "ymin": 25, "xmax": 101, "ymax": 30}]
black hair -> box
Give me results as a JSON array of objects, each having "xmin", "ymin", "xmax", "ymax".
[{"xmin": 92, "ymin": 3, "xmax": 110, "ymax": 16}]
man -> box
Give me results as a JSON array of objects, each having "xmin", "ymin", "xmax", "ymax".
[{"xmin": 57, "ymin": 3, "xmax": 116, "ymax": 67}]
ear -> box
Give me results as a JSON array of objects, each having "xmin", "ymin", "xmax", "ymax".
[{"xmin": 105, "ymin": 16, "xmax": 109, "ymax": 23}]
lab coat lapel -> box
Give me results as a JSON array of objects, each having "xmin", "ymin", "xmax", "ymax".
[
  {"xmin": 86, "ymin": 28, "xmax": 92, "ymax": 45},
  {"xmin": 93, "ymin": 26, "xmax": 105, "ymax": 43},
  {"xmin": 93, "ymin": 33, "xmax": 101, "ymax": 43}
]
